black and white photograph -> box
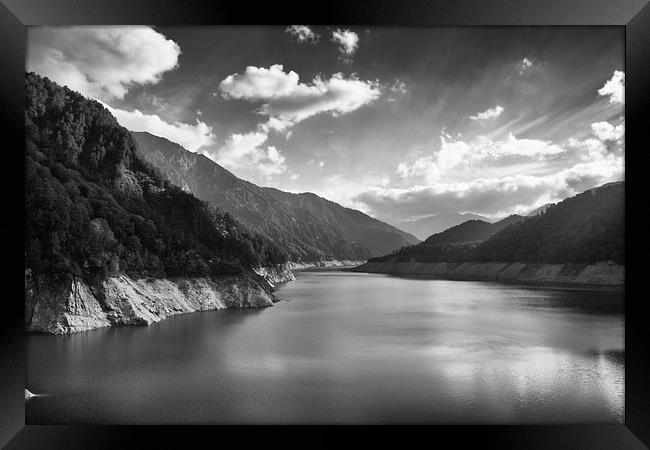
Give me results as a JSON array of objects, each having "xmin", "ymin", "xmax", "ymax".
[{"xmin": 23, "ymin": 24, "xmax": 626, "ymax": 425}]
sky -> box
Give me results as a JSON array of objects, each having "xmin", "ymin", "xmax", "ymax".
[{"xmin": 26, "ymin": 26, "xmax": 624, "ymax": 226}]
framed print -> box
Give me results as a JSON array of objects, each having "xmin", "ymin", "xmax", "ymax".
[{"xmin": 1, "ymin": 0, "xmax": 649, "ymax": 448}]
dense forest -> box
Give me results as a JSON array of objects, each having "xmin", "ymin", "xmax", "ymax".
[
  {"xmin": 25, "ymin": 73, "xmax": 287, "ymax": 281},
  {"xmin": 370, "ymin": 181, "xmax": 624, "ymax": 264}
]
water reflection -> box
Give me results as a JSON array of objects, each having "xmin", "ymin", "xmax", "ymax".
[{"xmin": 27, "ymin": 271, "xmax": 624, "ymax": 424}]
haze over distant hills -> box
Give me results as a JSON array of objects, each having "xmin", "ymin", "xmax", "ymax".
[
  {"xmin": 133, "ymin": 132, "xmax": 419, "ymax": 262},
  {"xmin": 395, "ymin": 213, "xmax": 491, "ymax": 241}
]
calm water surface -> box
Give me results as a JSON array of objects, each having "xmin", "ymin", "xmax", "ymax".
[{"xmin": 26, "ymin": 271, "xmax": 624, "ymax": 424}]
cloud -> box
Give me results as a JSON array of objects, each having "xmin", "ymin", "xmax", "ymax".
[
  {"xmin": 106, "ymin": 104, "xmax": 216, "ymax": 151},
  {"xmin": 517, "ymin": 57, "xmax": 533, "ymax": 75},
  {"xmin": 397, "ymin": 133, "xmax": 565, "ymax": 184},
  {"xmin": 331, "ymin": 29, "xmax": 359, "ymax": 62},
  {"xmin": 219, "ymin": 64, "xmax": 380, "ymax": 124},
  {"xmin": 598, "ymin": 70, "xmax": 624, "ymax": 104},
  {"xmin": 25, "ymin": 26, "xmax": 214, "ymax": 152},
  {"xmin": 568, "ymin": 119, "xmax": 625, "ymax": 160},
  {"xmin": 207, "ymin": 128, "xmax": 287, "ymax": 179},
  {"xmin": 356, "ymin": 156, "xmax": 623, "ymax": 220},
  {"xmin": 361, "ymin": 119, "xmax": 624, "ymax": 220},
  {"xmin": 27, "ymin": 26, "xmax": 181, "ymax": 101},
  {"xmin": 389, "ymin": 79, "xmax": 408, "ymax": 94},
  {"xmin": 470, "ymin": 105, "xmax": 504, "ymax": 121},
  {"xmin": 259, "ymin": 117, "xmax": 294, "ymax": 134},
  {"xmin": 591, "ymin": 121, "xmax": 624, "ymax": 142},
  {"xmin": 285, "ymin": 25, "xmax": 319, "ymax": 43},
  {"xmin": 210, "ymin": 61, "xmax": 381, "ymax": 181}
]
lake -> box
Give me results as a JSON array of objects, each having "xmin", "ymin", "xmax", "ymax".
[{"xmin": 26, "ymin": 270, "xmax": 624, "ymax": 424}]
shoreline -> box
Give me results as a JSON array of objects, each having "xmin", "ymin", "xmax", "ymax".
[
  {"xmin": 25, "ymin": 265, "xmax": 295, "ymax": 335},
  {"xmin": 348, "ymin": 260, "xmax": 624, "ymax": 288},
  {"xmin": 286, "ymin": 260, "xmax": 367, "ymax": 271}
]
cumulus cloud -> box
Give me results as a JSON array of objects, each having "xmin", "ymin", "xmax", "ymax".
[
  {"xmin": 362, "ymin": 119, "xmax": 624, "ymax": 220},
  {"xmin": 591, "ymin": 121, "xmax": 624, "ymax": 142},
  {"xmin": 285, "ymin": 25, "xmax": 319, "ymax": 43},
  {"xmin": 470, "ymin": 105, "xmax": 504, "ymax": 121},
  {"xmin": 106, "ymin": 104, "xmax": 216, "ymax": 151},
  {"xmin": 397, "ymin": 132, "xmax": 565, "ymax": 184},
  {"xmin": 27, "ymin": 26, "xmax": 181, "ymax": 101},
  {"xmin": 568, "ymin": 119, "xmax": 625, "ymax": 160},
  {"xmin": 598, "ymin": 70, "xmax": 625, "ymax": 104},
  {"xmin": 215, "ymin": 64, "xmax": 380, "ymax": 179},
  {"xmin": 26, "ymin": 26, "xmax": 216, "ymax": 153},
  {"xmin": 517, "ymin": 57, "xmax": 533, "ymax": 75},
  {"xmin": 356, "ymin": 156, "xmax": 623, "ymax": 220},
  {"xmin": 208, "ymin": 128, "xmax": 287, "ymax": 179},
  {"xmin": 331, "ymin": 29, "xmax": 359, "ymax": 62},
  {"xmin": 219, "ymin": 64, "xmax": 380, "ymax": 124}
]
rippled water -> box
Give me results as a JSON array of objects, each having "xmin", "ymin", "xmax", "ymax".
[{"xmin": 26, "ymin": 271, "xmax": 624, "ymax": 424}]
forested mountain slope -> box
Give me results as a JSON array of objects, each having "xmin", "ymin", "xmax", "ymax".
[
  {"xmin": 134, "ymin": 131, "xmax": 419, "ymax": 261},
  {"xmin": 370, "ymin": 181, "xmax": 624, "ymax": 264},
  {"xmin": 25, "ymin": 73, "xmax": 287, "ymax": 282}
]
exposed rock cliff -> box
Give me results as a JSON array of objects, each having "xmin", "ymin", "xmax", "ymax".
[
  {"xmin": 286, "ymin": 260, "xmax": 367, "ymax": 270},
  {"xmin": 25, "ymin": 268, "xmax": 294, "ymax": 335},
  {"xmin": 351, "ymin": 261, "xmax": 624, "ymax": 286}
]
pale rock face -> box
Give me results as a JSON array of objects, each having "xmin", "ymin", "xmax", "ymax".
[
  {"xmin": 352, "ymin": 261, "xmax": 624, "ymax": 286},
  {"xmin": 285, "ymin": 260, "xmax": 366, "ymax": 270},
  {"xmin": 25, "ymin": 268, "xmax": 291, "ymax": 334}
]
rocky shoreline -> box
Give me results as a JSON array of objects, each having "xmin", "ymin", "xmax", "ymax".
[
  {"xmin": 349, "ymin": 260, "xmax": 624, "ymax": 286},
  {"xmin": 286, "ymin": 260, "xmax": 367, "ymax": 270},
  {"xmin": 25, "ymin": 265, "xmax": 295, "ymax": 335}
]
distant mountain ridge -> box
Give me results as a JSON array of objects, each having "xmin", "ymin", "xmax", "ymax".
[
  {"xmin": 368, "ymin": 181, "xmax": 624, "ymax": 265},
  {"xmin": 133, "ymin": 132, "xmax": 419, "ymax": 262},
  {"xmin": 527, "ymin": 203, "xmax": 554, "ymax": 217},
  {"xmin": 424, "ymin": 215, "xmax": 525, "ymax": 246},
  {"xmin": 396, "ymin": 212, "xmax": 490, "ymax": 240}
]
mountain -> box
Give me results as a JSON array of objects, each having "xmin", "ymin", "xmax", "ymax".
[
  {"xmin": 25, "ymin": 72, "xmax": 287, "ymax": 281},
  {"xmin": 473, "ymin": 182, "xmax": 624, "ymax": 263},
  {"xmin": 526, "ymin": 203, "xmax": 554, "ymax": 217},
  {"xmin": 133, "ymin": 131, "xmax": 419, "ymax": 262},
  {"xmin": 395, "ymin": 212, "xmax": 490, "ymax": 240},
  {"xmin": 423, "ymin": 215, "xmax": 525, "ymax": 246},
  {"xmin": 369, "ymin": 181, "xmax": 624, "ymax": 264}
]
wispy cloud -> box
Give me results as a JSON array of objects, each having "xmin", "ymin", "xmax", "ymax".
[{"xmin": 470, "ymin": 105, "xmax": 504, "ymax": 121}]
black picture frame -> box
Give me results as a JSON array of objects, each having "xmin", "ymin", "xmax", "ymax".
[{"xmin": 1, "ymin": 0, "xmax": 648, "ymax": 448}]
